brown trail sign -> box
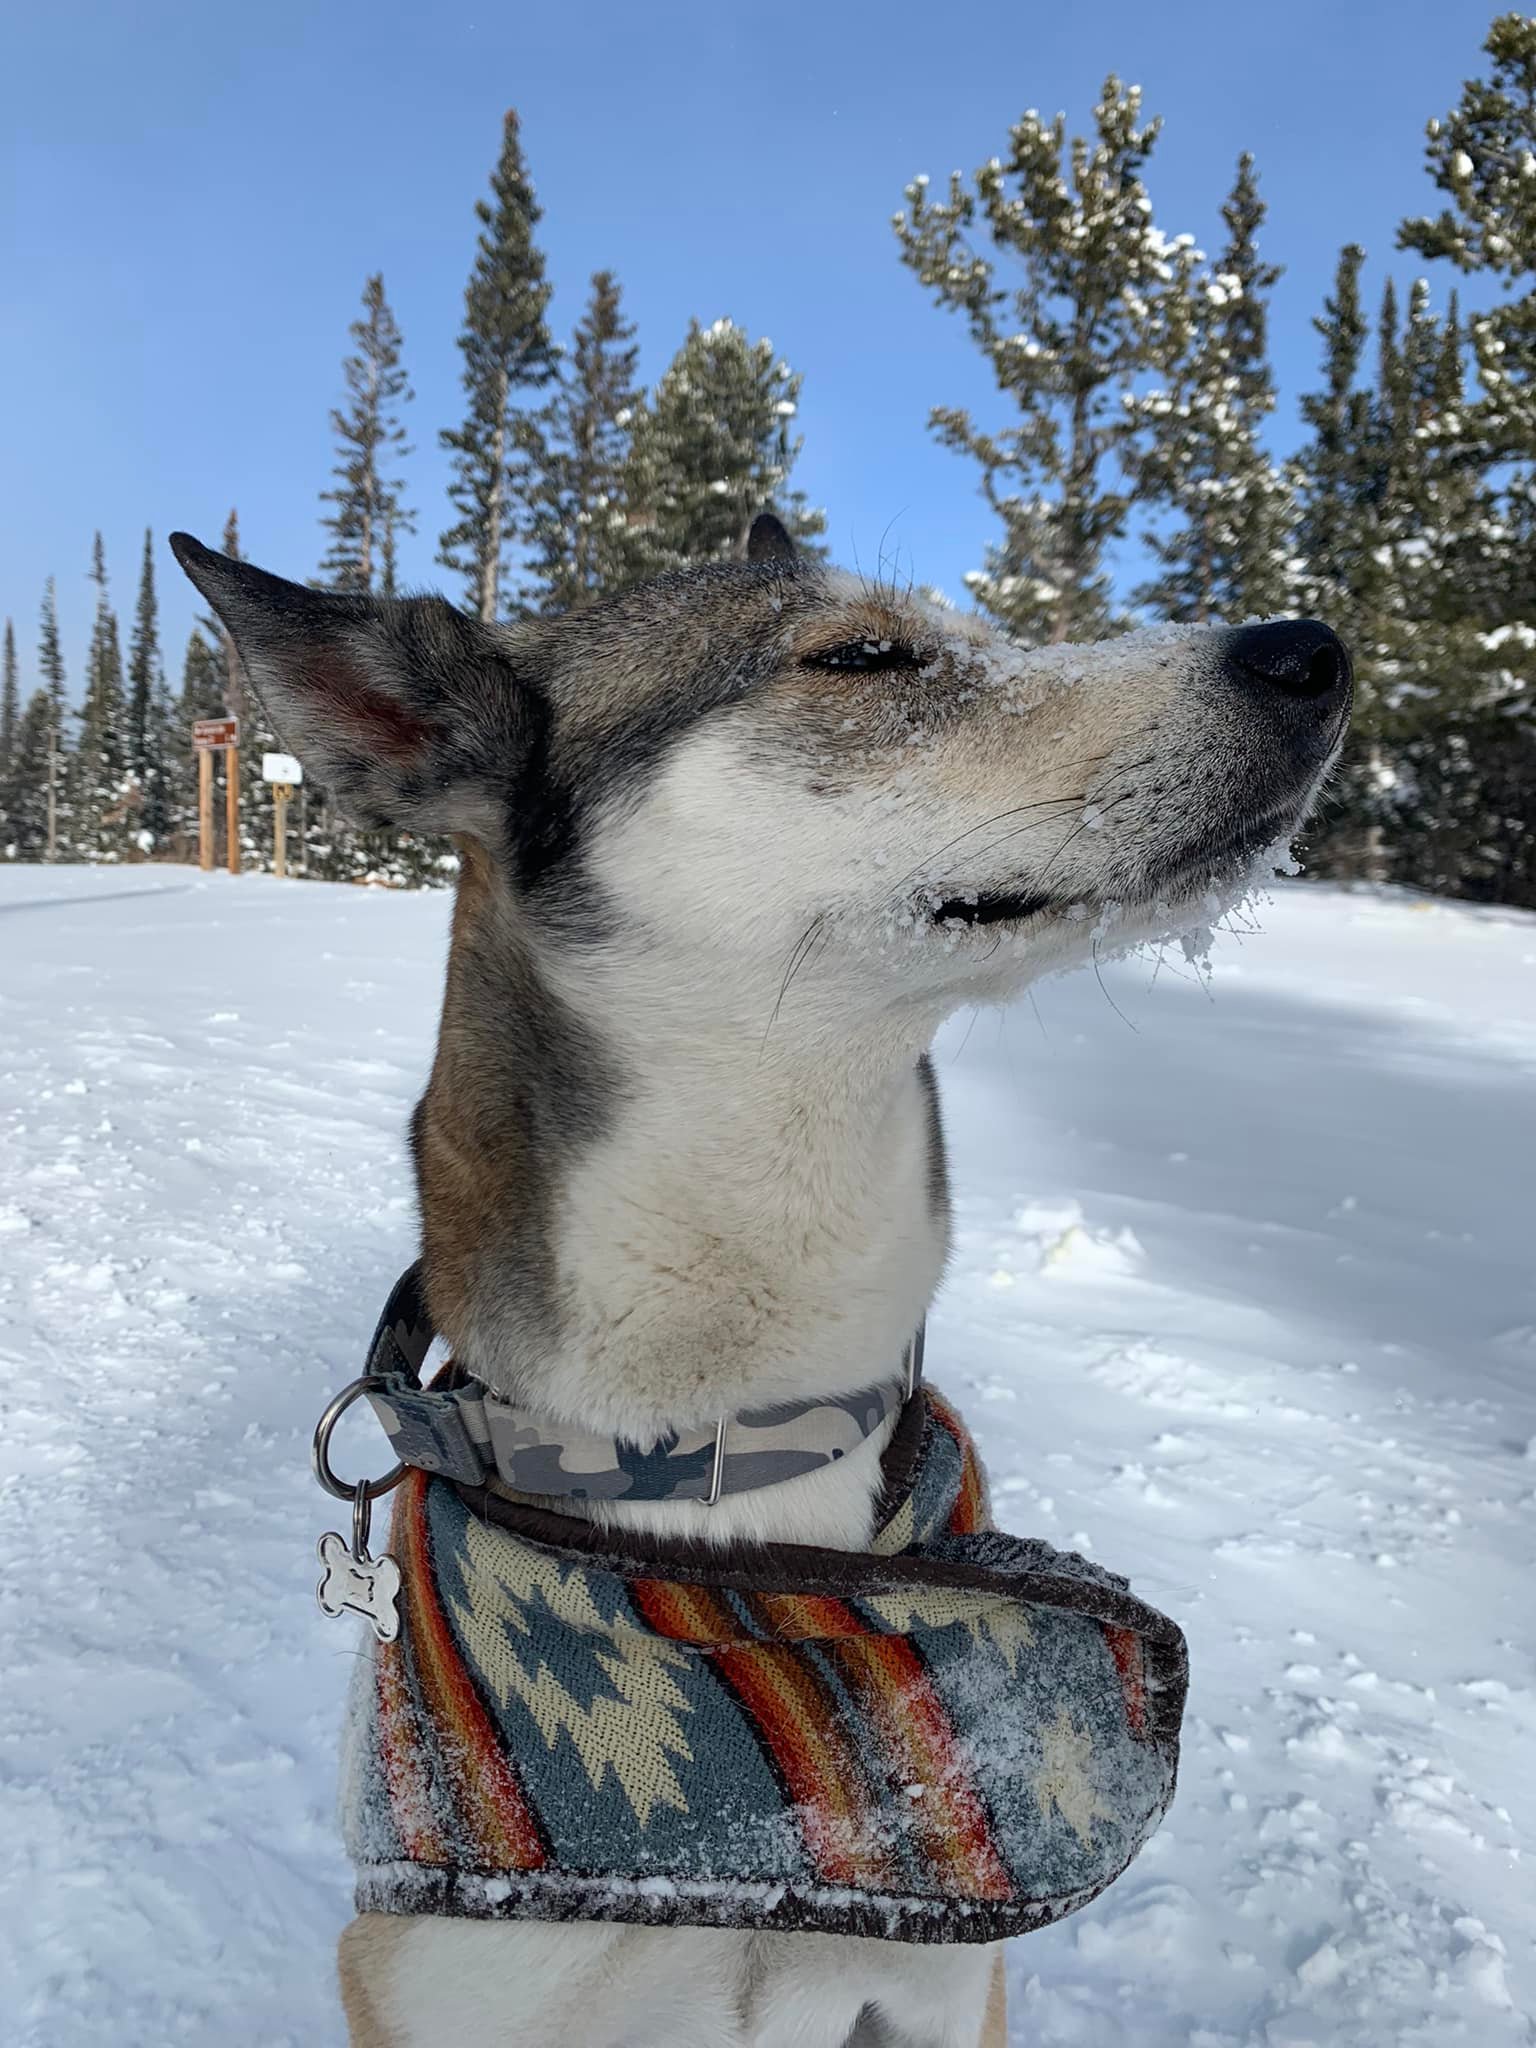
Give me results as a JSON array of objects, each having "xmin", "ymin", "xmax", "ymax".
[{"xmin": 192, "ymin": 720, "xmax": 240, "ymax": 875}]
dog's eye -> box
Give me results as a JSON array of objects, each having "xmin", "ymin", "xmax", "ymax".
[{"xmin": 803, "ymin": 639, "xmax": 927, "ymax": 674}]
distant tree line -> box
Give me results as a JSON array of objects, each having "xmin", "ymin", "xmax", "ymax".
[{"xmin": 2, "ymin": 16, "xmax": 1533, "ymax": 904}]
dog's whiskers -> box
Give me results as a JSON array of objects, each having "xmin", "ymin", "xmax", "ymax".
[
  {"xmin": 762, "ymin": 914, "xmax": 830, "ymax": 1052},
  {"xmin": 883, "ymin": 727, "xmax": 1167, "ymax": 912},
  {"xmin": 1091, "ymin": 935, "xmax": 1139, "ymax": 1034},
  {"xmin": 1032, "ymin": 790, "xmax": 1138, "ymax": 893},
  {"xmin": 889, "ymin": 791, "xmax": 1092, "ymax": 900},
  {"xmin": 956, "ymin": 802, "xmax": 1100, "ymax": 873}
]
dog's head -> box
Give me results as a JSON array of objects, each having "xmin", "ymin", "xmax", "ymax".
[{"xmin": 172, "ymin": 519, "xmax": 1349, "ymax": 1031}]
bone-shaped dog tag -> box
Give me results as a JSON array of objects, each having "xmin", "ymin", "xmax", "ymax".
[{"xmin": 317, "ymin": 1529, "xmax": 401, "ymax": 1642}]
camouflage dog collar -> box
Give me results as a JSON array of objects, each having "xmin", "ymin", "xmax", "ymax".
[{"xmin": 358, "ymin": 1264, "xmax": 922, "ymax": 1505}]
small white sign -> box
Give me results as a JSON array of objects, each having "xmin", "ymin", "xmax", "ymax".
[{"xmin": 262, "ymin": 753, "xmax": 303, "ymax": 786}]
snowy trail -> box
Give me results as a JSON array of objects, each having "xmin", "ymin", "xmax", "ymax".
[{"xmin": 1, "ymin": 866, "xmax": 1532, "ymax": 2046}]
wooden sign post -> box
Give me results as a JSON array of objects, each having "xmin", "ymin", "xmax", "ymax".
[
  {"xmin": 197, "ymin": 749, "xmax": 215, "ymax": 870},
  {"xmin": 262, "ymin": 752, "xmax": 303, "ymax": 879},
  {"xmin": 225, "ymin": 743, "xmax": 240, "ymax": 875},
  {"xmin": 192, "ymin": 718, "xmax": 239, "ymax": 873},
  {"xmin": 273, "ymin": 783, "xmax": 290, "ymax": 878}
]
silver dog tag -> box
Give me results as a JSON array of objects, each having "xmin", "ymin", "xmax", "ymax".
[
  {"xmin": 317, "ymin": 1529, "xmax": 401, "ymax": 1642},
  {"xmin": 316, "ymin": 1479, "xmax": 401, "ymax": 1642}
]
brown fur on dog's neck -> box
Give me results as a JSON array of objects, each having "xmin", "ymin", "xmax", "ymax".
[{"xmin": 412, "ymin": 839, "xmax": 613, "ymax": 1388}]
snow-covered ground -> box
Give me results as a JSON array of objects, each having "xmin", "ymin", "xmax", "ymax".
[{"xmin": 1, "ymin": 863, "xmax": 1532, "ymax": 2047}]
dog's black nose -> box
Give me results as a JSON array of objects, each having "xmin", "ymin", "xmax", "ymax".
[{"xmin": 1227, "ymin": 619, "xmax": 1352, "ymax": 704}]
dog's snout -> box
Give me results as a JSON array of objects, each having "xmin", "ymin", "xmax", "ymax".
[{"xmin": 1226, "ymin": 619, "xmax": 1352, "ymax": 707}]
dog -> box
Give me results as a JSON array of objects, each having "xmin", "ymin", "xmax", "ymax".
[{"xmin": 172, "ymin": 516, "xmax": 1350, "ymax": 2048}]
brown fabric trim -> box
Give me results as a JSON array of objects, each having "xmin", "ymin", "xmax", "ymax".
[
  {"xmin": 450, "ymin": 1469, "xmax": 1182, "ymax": 1652},
  {"xmin": 352, "ymin": 1861, "xmax": 1120, "ymax": 1947}
]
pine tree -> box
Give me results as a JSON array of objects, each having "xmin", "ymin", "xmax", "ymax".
[
  {"xmin": 126, "ymin": 529, "xmax": 157, "ymax": 784},
  {"xmin": 1133, "ymin": 154, "xmax": 1292, "ymax": 623},
  {"xmin": 38, "ymin": 579, "xmax": 66, "ymax": 730},
  {"xmin": 37, "ymin": 577, "xmax": 68, "ymax": 856},
  {"xmin": 210, "ymin": 508, "xmax": 246, "ymax": 721},
  {"xmin": 439, "ymin": 110, "xmax": 558, "ymax": 621},
  {"xmin": 320, "ymin": 274, "xmax": 416, "ymax": 594},
  {"xmin": 515, "ymin": 270, "xmax": 641, "ymax": 610},
  {"xmin": 310, "ymin": 282, "xmax": 441, "ymax": 881},
  {"xmin": 178, "ymin": 627, "xmax": 228, "ymax": 725},
  {"xmin": 894, "ymin": 78, "xmax": 1174, "ymax": 644},
  {"xmin": 1291, "ymin": 251, "xmax": 1394, "ymax": 876},
  {"xmin": 126, "ymin": 529, "xmax": 175, "ymax": 849},
  {"xmin": 0, "ymin": 619, "xmax": 17, "ymax": 783},
  {"xmin": 1367, "ymin": 280, "xmax": 1516, "ymax": 898},
  {"xmin": 70, "ymin": 534, "xmax": 131, "ymax": 857},
  {"xmin": 0, "ymin": 619, "xmax": 17, "ymax": 854},
  {"xmin": 1400, "ymin": 12, "xmax": 1536, "ymax": 554},
  {"xmin": 1292, "ymin": 255, "xmax": 1513, "ymax": 893},
  {"xmin": 1393, "ymin": 12, "xmax": 1536, "ymax": 906},
  {"xmin": 613, "ymin": 318, "xmax": 826, "ymax": 583},
  {"xmin": 0, "ymin": 690, "xmax": 54, "ymax": 859},
  {"xmin": 1292, "ymin": 247, "xmax": 1379, "ymax": 623}
]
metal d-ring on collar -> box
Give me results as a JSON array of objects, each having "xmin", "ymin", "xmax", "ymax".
[{"xmin": 312, "ymin": 1373, "xmax": 408, "ymax": 1560}]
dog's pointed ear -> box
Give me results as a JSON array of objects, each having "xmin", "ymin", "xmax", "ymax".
[
  {"xmin": 745, "ymin": 512, "xmax": 798, "ymax": 566},
  {"xmin": 169, "ymin": 533, "xmax": 533, "ymax": 840}
]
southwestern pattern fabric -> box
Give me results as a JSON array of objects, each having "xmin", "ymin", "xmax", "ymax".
[{"xmin": 341, "ymin": 1390, "xmax": 1188, "ymax": 1942}]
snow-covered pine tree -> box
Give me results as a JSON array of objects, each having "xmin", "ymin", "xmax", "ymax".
[
  {"xmin": 126, "ymin": 531, "xmax": 156, "ymax": 790},
  {"xmin": 178, "ymin": 627, "xmax": 228, "ymax": 725},
  {"xmin": 439, "ymin": 110, "xmax": 558, "ymax": 622},
  {"xmin": 1401, "ymin": 12, "xmax": 1536, "ymax": 578},
  {"xmin": 1293, "ymin": 254, "xmax": 1513, "ymax": 894},
  {"xmin": 515, "ymin": 270, "xmax": 641, "ymax": 610},
  {"xmin": 320, "ymin": 274, "xmax": 415, "ymax": 595},
  {"xmin": 69, "ymin": 534, "xmax": 131, "ymax": 859},
  {"xmin": 0, "ymin": 620, "xmax": 17, "ymax": 782},
  {"xmin": 894, "ymin": 78, "xmax": 1175, "ymax": 644},
  {"xmin": 1368, "ymin": 280, "xmax": 1520, "ymax": 899},
  {"xmin": 1292, "ymin": 247, "xmax": 1380, "ymax": 623},
  {"xmin": 613, "ymin": 318, "xmax": 825, "ymax": 584},
  {"xmin": 0, "ymin": 620, "xmax": 17, "ymax": 852},
  {"xmin": 126, "ymin": 529, "xmax": 175, "ymax": 851},
  {"xmin": 212, "ymin": 509, "xmax": 246, "ymax": 723},
  {"xmin": 0, "ymin": 690, "xmax": 54, "ymax": 859},
  {"xmin": 1396, "ymin": 9, "xmax": 1536, "ymax": 906},
  {"xmin": 1133, "ymin": 154, "xmax": 1293, "ymax": 623},
  {"xmin": 37, "ymin": 577, "xmax": 69, "ymax": 856},
  {"xmin": 1291, "ymin": 250, "xmax": 1396, "ymax": 877}
]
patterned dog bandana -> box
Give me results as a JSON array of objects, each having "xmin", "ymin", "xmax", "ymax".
[{"xmin": 342, "ymin": 1390, "xmax": 1188, "ymax": 1943}]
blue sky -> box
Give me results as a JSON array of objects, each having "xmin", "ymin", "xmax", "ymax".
[{"xmin": 0, "ymin": 0, "xmax": 1501, "ymax": 700}]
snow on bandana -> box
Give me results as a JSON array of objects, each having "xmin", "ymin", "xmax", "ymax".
[{"xmin": 340, "ymin": 1389, "xmax": 1187, "ymax": 1942}]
